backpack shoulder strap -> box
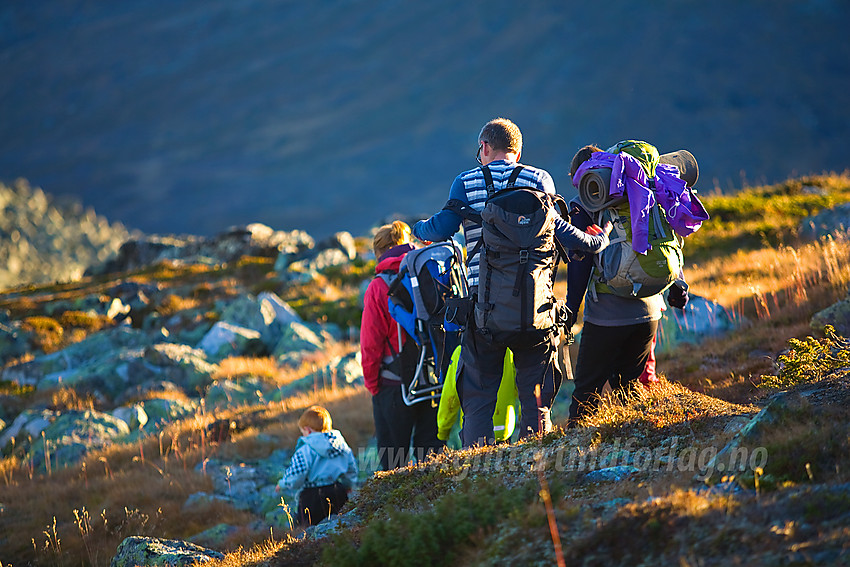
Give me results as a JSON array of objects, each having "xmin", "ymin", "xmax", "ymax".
[
  {"xmin": 540, "ymin": 193, "xmax": 571, "ymax": 267},
  {"xmin": 443, "ymin": 199, "xmax": 482, "ymax": 224},
  {"xmin": 587, "ymin": 208, "xmax": 606, "ymax": 302},
  {"xmin": 552, "ymin": 194, "xmax": 569, "ymax": 221},
  {"xmin": 506, "ymin": 165, "xmax": 524, "ymax": 188},
  {"xmin": 442, "ymin": 166, "xmax": 498, "ymax": 267},
  {"xmin": 442, "ymin": 165, "xmax": 502, "ymax": 223},
  {"xmin": 481, "ymin": 165, "xmax": 495, "ymax": 196},
  {"xmin": 374, "ymin": 271, "xmax": 405, "ymax": 359}
]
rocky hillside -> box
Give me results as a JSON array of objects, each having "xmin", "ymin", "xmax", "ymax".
[
  {"xmin": 0, "ymin": 179, "xmax": 131, "ymax": 290},
  {"xmin": 0, "ymin": 206, "xmax": 377, "ymax": 563},
  {"xmin": 1, "ymin": 173, "xmax": 850, "ymax": 565}
]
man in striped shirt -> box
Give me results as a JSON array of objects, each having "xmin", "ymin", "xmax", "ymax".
[
  {"xmin": 413, "ymin": 118, "xmax": 610, "ymax": 446},
  {"xmin": 414, "ymin": 118, "xmax": 557, "ymax": 290}
]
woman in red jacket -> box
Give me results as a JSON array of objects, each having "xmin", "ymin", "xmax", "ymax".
[{"xmin": 360, "ymin": 220, "xmax": 443, "ymax": 470}]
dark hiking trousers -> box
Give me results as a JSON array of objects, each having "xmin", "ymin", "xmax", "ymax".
[
  {"xmin": 458, "ymin": 327, "xmax": 560, "ymax": 447},
  {"xmin": 568, "ymin": 320, "xmax": 658, "ymax": 425},
  {"xmin": 297, "ymin": 482, "xmax": 348, "ymax": 526},
  {"xmin": 372, "ymin": 383, "xmax": 443, "ymax": 470}
]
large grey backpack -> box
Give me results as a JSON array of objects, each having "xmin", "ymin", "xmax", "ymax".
[{"xmin": 472, "ymin": 166, "xmax": 568, "ymax": 338}]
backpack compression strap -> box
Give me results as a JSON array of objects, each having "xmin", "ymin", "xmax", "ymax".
[{"xmin": 376, "ymin": 272, "xmax": 406, "ymax": 357}]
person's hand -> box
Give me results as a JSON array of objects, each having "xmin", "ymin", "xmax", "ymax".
[
  {"xmin": 585, "ymin": 222, "xmax": 613, "ymax": 237},
  {"xmin": 566, "ymin": 307, "xmax": 577, "ymax": 330},
  {"xmin": 274, "ymin": 484, "xmax": 280, "ymax": 494},
  {"xmin": 667, "ymin": 280, "xmax": 689, "ymax": 309}
]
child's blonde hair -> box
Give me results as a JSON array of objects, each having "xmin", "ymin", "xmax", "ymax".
[
  {"xmin": 373, "ymin": 220, "xmax": 411, "ymax": 258},
  {"xmin": 299, "ymin": 405, "xmax": 332, "ymax": 432}
]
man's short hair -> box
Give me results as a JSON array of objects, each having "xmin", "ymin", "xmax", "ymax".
[
  {"xmin": 373, "ymin": 220, "xmax": 411, "ymax": 258},
  {"xmin": 479, "ymin": 118, "xmax": 522, "ymax": 155},
  {"xmin": 299, "ymin": 405, "xmax": 332, "ymax": 432}
]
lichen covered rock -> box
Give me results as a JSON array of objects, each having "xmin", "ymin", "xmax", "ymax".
[{"xmin": 110, "ymin": 536, "xmax": 224, "ymax": 567}]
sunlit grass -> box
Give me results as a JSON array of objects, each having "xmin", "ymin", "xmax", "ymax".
[
  {"xmin": 686, "ymin": 172, "xmax": 850, "ymax": 262},
  {"xmin": 580, "ymin": 377, "xmax": 758, "ymax": 435},
  {"xmin": 203, "ymin": 537, "xmax": 289, "ymax": 567},
  {"xmin": 212, "ymin": 356, "xmax": 283, "ymax": 383},
  {"xmin": 686, "ymin": 234, "xmax": 850, "ymax": 324},
  {"xmin": 654, "ymin": 232, "xmax": 850, "ymax": 403}
]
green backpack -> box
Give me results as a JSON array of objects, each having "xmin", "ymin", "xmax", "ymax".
[{"xmin": 589, "ymin": 140, "xmax": 684, "ymax": 299}]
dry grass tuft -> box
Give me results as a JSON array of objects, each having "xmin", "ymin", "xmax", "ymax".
[
  {"xmin": 203, "ymin": 537, "xmax": 291, "ymax": 567},
  {"xmin": 582, "ymin": 377, "xmax": 759, "ymax": 443},
  {"xmin": 21, "ymin": 315, "xmax": 64, "ymax": 353},
  {"xmin": 563, "ymin": 488, "xmax": 740, "ymax": 564},
  {"xmin": 212, "ymin": 356, "xmax": 283, "ymax": 384},
  {"xmin": 58, "ymin": 310, "xmax": 110, "ymax": 332},
  {"xmin": 155, "ymin": 293, "xmax": 201, "ymax": 316},
  {"xmin": 47, "ymin": 387, "xmax": 98, "ymax": 412},
  {"xmin": 120, "ymin": 387, "xmax": 193, "ymax": 405}
]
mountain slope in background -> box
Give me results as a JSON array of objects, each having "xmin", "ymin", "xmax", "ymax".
[
  {"xmin": 1, "ymin": 0, "xmax": 849, "ymax": 239},
  {"xmin": 0, "ymin": 180, "xmax": 130, "ymax": 289}
]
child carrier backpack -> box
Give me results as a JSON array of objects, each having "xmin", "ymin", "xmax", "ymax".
[
  {"xmin": 587, "ymin": 140, "xmax": 685, "ymax": 299},
  {"xmin": 447, "ymin": 165, "xmax": 569, "ymax": 339},
  {"xmin": 379, "ymin": 241, "xmax": 468, "ymax": 405}
]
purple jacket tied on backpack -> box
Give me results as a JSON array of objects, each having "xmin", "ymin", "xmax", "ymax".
[{"xmin": 573, "ymin": 152, "xmax": 709, "ymax": 254}]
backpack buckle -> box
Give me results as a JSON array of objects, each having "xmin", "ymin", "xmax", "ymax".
[{"xmin": 519, "ymin": 249, "xmax": 529, "ymax": 264}]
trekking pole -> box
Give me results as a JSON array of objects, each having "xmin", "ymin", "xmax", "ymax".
[
  {"xmin": 535, "ymin": 452, "xmax": 566, "ymax": 567},
  {"xmin": 534, "ymin": 385, "xmax": 566, "ymax": 567}
]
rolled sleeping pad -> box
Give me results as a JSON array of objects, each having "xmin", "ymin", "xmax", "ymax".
[
  {"xmin": 658, "ymin": 149, "xmax": 699, "ymax": 187},
  {"xmin": 578, "ymin": 167, "xmax": 625, "ymax": 213},
  {"xmin": 578, "ymin": 149, "xmax": 700, "ymax": 212}
]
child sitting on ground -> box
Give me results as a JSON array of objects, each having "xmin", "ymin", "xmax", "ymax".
[{"xmin": 276, "ymin": 405, "xmax": 359, "ymax": 526}]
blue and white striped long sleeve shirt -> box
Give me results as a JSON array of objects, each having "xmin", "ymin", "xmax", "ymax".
[{"xmin": 413, "ymin": 159, "xmax": 607, "ymax": 288}]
